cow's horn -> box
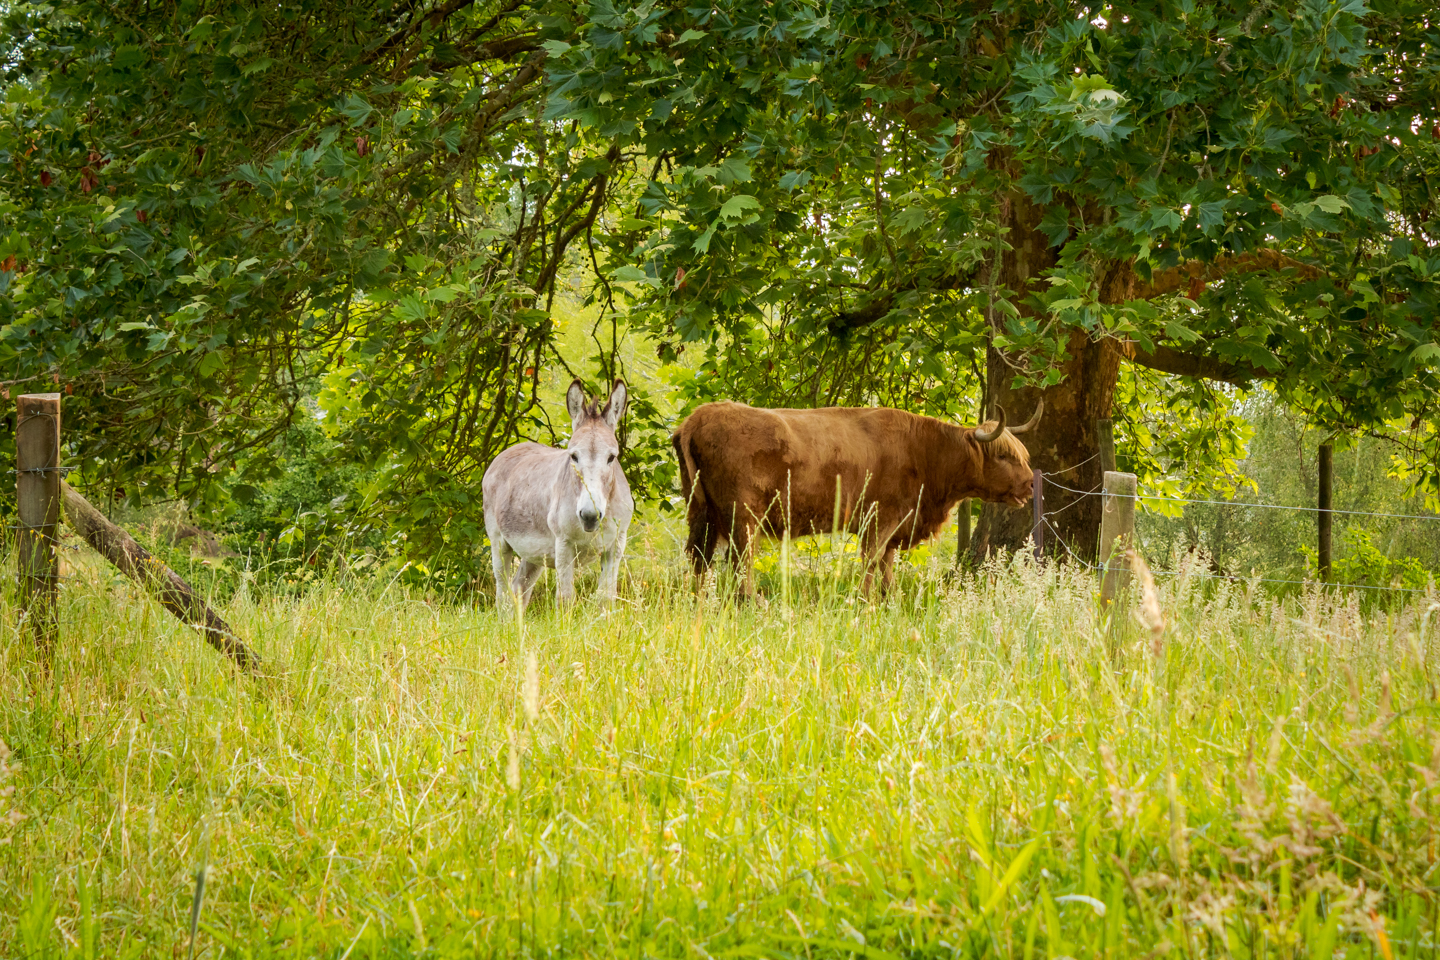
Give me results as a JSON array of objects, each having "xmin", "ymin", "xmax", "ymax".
[
  {"xmin": 973, "ymin": 405, "xmax": 1007, "ymax": 443},
  {"xmin": 1007, "ymin": 399, "xmax": 1045, "ymax": 435}
]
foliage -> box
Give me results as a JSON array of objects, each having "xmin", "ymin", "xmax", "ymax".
[
  {"xmin": 1138, "ymin": 393, "xmax": 1440, "ymax": 586},
  {"xmin": 1310, "ymin": 528, "xmax": 1433, "ymax": 590},
  {"xmin": 664, "ymin": 301, "xmax": 989, "ymax": 421},
  {"xmin": 0, "ymin": 0, "xmax": 648, "ymax": 579},
  {"xmin": 549, "ymin": 0, "xmax": 1440, "ymax": 482},
  {"xmin": 7, "ymin": 0, "xmax": 1440, "ymax": 565},
  {"xmin": 3, "ymin": 545, "xmax": 1438, "ymax": 956},
  {"xmin": 1111, "ymin": 365, "xmax": 1255, "ymax": 503}
]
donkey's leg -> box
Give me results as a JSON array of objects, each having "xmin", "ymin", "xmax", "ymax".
[
  {"xmin": 554, "ymin": 538, "xmax": 578, "ymax": 607},
  {"xmin": 512, "ymin": 560, "xmax": 545, "ymax": 613},
  {"xmin": 491, "ymin": 536, "xmax": 517, "ymax": 612},
  {"xmin": 598, "ymin": 530, "xmax": 628, "ymax": 605}
]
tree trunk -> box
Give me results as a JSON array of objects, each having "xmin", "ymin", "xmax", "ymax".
[
  {"xmin": 974, "ymin": 333, "xmax": 1121, "ymax": 563},
  {"xmin": 971, "ymin": 192, "xmax": 1125, "ymax": 564}
]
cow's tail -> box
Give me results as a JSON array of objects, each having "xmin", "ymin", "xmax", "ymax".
[{"xmin": 671, "ymin": 424, "xmax": 715, "ymax": 572}]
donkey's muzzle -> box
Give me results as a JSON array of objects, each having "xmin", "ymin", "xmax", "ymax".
[{"xmin": 579, "ymin": 508, "xmax": 601, "ymax": 532}]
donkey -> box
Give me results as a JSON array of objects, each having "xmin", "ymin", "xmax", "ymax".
[{"xmin": 483, "ymin": 379, "xmax": 632, "ymax": 612}]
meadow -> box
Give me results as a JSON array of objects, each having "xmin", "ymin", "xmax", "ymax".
[{"xmin": 1, "ymin": 526, "xmax": 1437, "ymax": 959}]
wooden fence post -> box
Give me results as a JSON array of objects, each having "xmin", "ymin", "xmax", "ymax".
[
  {"xmin": 1318, "ymin": 443, "xmax": 1333, "ymax": 582},
  {"xmin": 17, "ymin": 393, "xmax": 61, "ymax": 650},
  {"xmin": 1031, "ymin": 469, "xmax": 1044, "ymax": 560},
  {"xmin": 1098, "ymin": 470, "xmax": 1137, "ymax": 606},
  {"xmin": 1097, "ymin": 418, "xmax": 1116, "ymax": 475},
  {"xmin": 955, "ymin": 499, "xmax": 971, "ymax": 568}
]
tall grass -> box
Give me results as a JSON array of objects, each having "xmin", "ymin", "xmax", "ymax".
[{"xmin": 1, "ymin": 526, "xmax": 1437, "ymax": 958}]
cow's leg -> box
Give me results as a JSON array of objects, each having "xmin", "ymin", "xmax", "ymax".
[
  {"xmin": 860, "ymin": 518, "xmax": 902, "ymax": 598},
  {"xmin": 511, "ymin": 559, "xmax": 545, "ymax": 613},
  {"xmin": 598, "ymin": 530, "xmax": 627, "ymax": 605},
  {"xmin": 491, "ymin": 536, "xmax": 517, "ymax": 612},
  {"xmin": 878, "ymin": 545, "xmax": 899, "ymax": 594},
  {"xmin": 728, "ymin": 512, "xmax": 758, "ymax": 602},
  {"xmin": 686, "ymin": 513, "xmax": 720, "ymax": 593},
  {"xmin": 691, "ymin": 530, "xmax": 730, "ymax": 596},
  {"xmin": 554, "ymin": 538, "xmax": 578, "ymax": 607}
]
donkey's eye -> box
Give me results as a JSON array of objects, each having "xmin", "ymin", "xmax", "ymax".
[
  {"xmin": 570, "ymin": 452, "xmax": 578, "ymax": 461},
  {"xmin": 607, "ymin": 453, "xmax": 616, "ymax": 463}
]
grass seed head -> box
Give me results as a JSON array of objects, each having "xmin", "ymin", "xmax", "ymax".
[
  {"xmin": 506, "ymin": 727, "xmax": 521, "ymax": 791},
  {"xmin": 1344, "ymin": 663, "xmax": 1361, "ymax": 725},
  {"xmin": 1128, "ymin": 547, "xmax": 1166, "ymax": 657},
  {"xmin": 523, "ymin": 651, "xmax": 540, "ymax": 725}
]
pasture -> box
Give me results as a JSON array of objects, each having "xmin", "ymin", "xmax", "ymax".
[{"xmin": 1, "ymin": 528, "xmax": 1434, "ymax": 958}]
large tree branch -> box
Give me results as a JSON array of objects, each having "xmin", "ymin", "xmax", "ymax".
[
  {"xmin": 1126, "ymin": 248, "xmax": 1321, "ymax": 301},
  {"xmin": 364, "ymin": 0, "xmax": 481, "ymax": 67},
  {"xmin": 1125, "ymin": 343, "xmax": 1263, "ymax": 386},
  {"xmin": 828, "ymin": 267, "xmax": 979, "ymax": 332},
  {"xmin": 1114, "ymin": 247, "xmax": 1322, "ymax": 385}
]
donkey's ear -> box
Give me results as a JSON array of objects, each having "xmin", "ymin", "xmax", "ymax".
[
  {"xmin": 566, "ymin": 379, "xmax": 587, "ymax": 426},
  {"xmin": 602, "ymin": 379, "xmax": 627, "ymax": 429}
]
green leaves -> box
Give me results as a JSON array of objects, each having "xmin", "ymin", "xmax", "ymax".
[
  {"xmin": 1195, "ymin": 200, "xmax": 1228, "ymax": 230},
  {"xmin": 717, "ymin": 195, "xmax": 760, "ymax": 222},
  {"xmin": 0, "ymin": 0, "xmax": 630, "ymax": 576}
]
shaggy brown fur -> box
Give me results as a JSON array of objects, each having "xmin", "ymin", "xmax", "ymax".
[{"xmin": 671, "ymin": 402, "xmax": 1037, "ymax": 596}]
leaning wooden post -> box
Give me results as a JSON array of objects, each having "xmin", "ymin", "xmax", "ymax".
[
  {"xmin": 60, "ymin": 482, "xmax": 262, "ymax": 674},
  {"xmin": 1318, "ymin": 443, "xmax": 1333, "ymax": 582},
  {"xmin": 954, "ymin": 499, "xmax": 971, "ymax": 568},
  {"xmin": 17, "ymin": 393, "xmax": 62, "ymax": 650},
  {"xmin": 1097, "ymin": 418, "xmax": 1116, "ymax": 475},
  {"xmin": 1031, "ymin": 469, "xmax": 1044, "ymax": 561},
  {"xmin": 1098, "ymin": 471, "xmax": 1137, "ymax": 606}
]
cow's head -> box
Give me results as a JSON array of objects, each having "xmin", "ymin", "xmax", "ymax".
[
  {"xmin": 566, "ymin": 378, "xmax": 627, "ymax": 533},
  {"xmin": 970, "ymin": 401, "xmax": 1043, "ymax": 506}
]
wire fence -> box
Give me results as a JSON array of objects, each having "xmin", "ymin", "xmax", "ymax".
[
  {"xmin": 1042, "ymin": 476, "xmax": 1440, "ymax": 524},
  {"xmin": 1035, "ymin": 473, "xmax": 1440, "ymax": 598}
]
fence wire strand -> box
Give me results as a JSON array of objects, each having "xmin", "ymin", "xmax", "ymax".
[
  {"xmin": 1037, "ymin": 498, "xmax": 1433, "ymax": 596},
  {"xmin": 1045, "ymin": 451, "xmax": 1100, "ymax": 478},
  {"xmin": 1041, "ymin": 475, "xmax": 1440, "ymax": 524}
]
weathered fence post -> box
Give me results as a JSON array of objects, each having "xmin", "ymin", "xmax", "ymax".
[
  {"xmin": 17, "ymin": 393, "xmax": 61, "ymax": 650},
  {"xmin": 1097, "ymin": 418, "xmax": 1116, "ymax": 475},
  {"xmin": 1318, "ymin": 443, "xmax": 1333, "ymax": 582},
  {"xmin": 1031, "ymin": 469, "xmax": 1044, "ymax": 561},
  {"xmin": 954, "ymin": 499, "xmax": 971, "ymax": 568},
  {"xmin": 1098, "ymin": 470, "xmax": 1137, "ymax": 606}
]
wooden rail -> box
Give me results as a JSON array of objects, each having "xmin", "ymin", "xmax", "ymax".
[{"xmin": 13, "ymin": 392, "xmax": 261, "ymax": 674}]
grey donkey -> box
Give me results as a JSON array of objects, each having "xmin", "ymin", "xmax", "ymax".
[{"xmin": 483, "ymin": 379, "xmax": 633, "ymax": 612}]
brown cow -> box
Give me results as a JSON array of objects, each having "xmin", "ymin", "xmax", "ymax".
[{"xmin": 670, "ymin": 400, "xmax": 1042, "ymax": 596}]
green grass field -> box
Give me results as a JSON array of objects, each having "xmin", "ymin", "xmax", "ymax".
[{"xmin": 2, "ymin": 528, "xmax": 1437, "ymax": 958}]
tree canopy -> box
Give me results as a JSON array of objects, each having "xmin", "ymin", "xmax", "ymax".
[
  {"xmin": 551, "ymin": 0, "xmax": 1440, "ymax": 557},
  {"xmin": 0, "ymin": 0, "xmax": 659, "ymax": 576},
  {"xmin": 3, "ymin": 0, "xmax": 1439, "ymax": 573}
]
